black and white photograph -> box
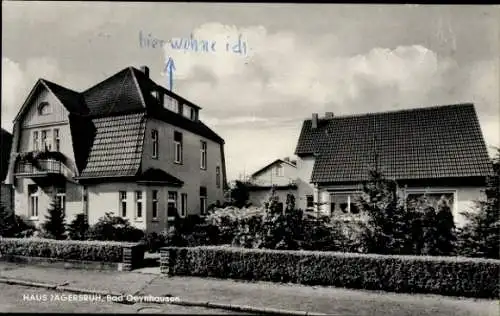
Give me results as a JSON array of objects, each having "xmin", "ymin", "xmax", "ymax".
[{"xmin": 1, "ymin": 2, "xmax": 499, "ymax": 315}]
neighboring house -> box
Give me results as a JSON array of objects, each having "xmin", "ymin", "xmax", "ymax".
[
  {"xmin": 246, "ymin": 157, "xmax": 298, "ymax": 206},
  {"xmin": 294, "ymin": 105, "xmax": 494, "ymax": 226},
  {"xmin": 1, "ymin": 128, "xmax": 14, "ymax": 211},
  {"xmin": 5, "ymin": 65, "xmax": 227, "ymax": 233}
]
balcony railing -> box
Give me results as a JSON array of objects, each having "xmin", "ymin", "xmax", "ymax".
[{"xmin": 14, "ymin": 159, "xmax": 69, "ymax": 177}]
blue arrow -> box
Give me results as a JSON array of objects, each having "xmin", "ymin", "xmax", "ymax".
[{"xmin": 164, "ymin": 57, "xmax": 176, "ymax": 91}]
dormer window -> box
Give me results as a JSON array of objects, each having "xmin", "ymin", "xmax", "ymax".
[
  {"xmin": 164, "ymin": 94, "xmax": 179, "ymax": 113},
  {"xmin": 37, "ymin": 102, "xmax": 51, "ymax": 115},
  {"xmin": 151, "ymin": 90, "xmax": 163, "ymax": 107}
]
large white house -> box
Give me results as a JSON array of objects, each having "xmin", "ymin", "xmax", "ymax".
[
  {"xmin": 6, "ymin": 65, "xmax": 227, "ymax": 233},
  {"xmin": 294, "ymin": 105, "xmax": 493, "ymax": 226}
]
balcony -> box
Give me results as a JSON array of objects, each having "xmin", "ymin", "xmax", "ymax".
[{"xmin": 14, "ymin": 159, "xmax": 70, "ymax": 178}]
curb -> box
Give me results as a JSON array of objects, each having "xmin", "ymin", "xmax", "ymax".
[{"xmin": 0, "ymin": 277, "xmax": 327, "ymax": 315}]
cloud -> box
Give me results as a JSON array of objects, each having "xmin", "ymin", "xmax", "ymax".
[
  {"xmin": 163, "ymin": 23, "xmax": 498, "ymax": 180},
  {"xmin": 1, "ymin": 57, "xmax": 63, "ymax": 132}
]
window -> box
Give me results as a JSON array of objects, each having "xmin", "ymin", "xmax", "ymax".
[
  {"xmin": 174, "ymin": 131, "xmax": 183, "ymax": 163},
  {"xmin": 164, "ymin": 95, "xmax": 179, "ymax": 113},
  {"xmin": 200, "ymin": 186, "xmax": 207, "ymax": 215},
  {"xmin": 216, "ymin": 166, "xmax": 221, "ymax": 188},
  {"xmin": 152, "ymin": 190, "xmax": 158, "ymax": 219},
  {"xmin": 406, "ymin": 191, "xmax": 456, "ymax": 213},
  {"xmin": 38, "ymin": 102, "xmax": 51, "ymax": 115},
  {"xmin": 181, "ymin": 193, "xmax": 187, "ymax": 217},
  {"xmin": 306, "ymin": 195, "xmax": 314, "ymax": 209},
  {"xmin": 53, "ymin": 128, "xmax": 60, "ymax": 152},
  {"xmin": 33, "ymin": 131, "xmax": 39, "ymax": 151},
  {"xmin": 135, "ymin": 191, "xmax": 143, "ymax": 218},
  {"xmin": 274, "ymin": 165, "xmax": 284, "ymax": 177},
  {"xmin": 168, "ymin": 191, "xmax": 178, "ymax": 218},
  {"xmin": 182, "ymin": 105, "xmax": 191, "ymax": 119},
  {"xmin": 28, "ymin": 185, "xmax": 39, "ymax": 218},
  {"xmin": 119, "ymin": 191, "xmax": 127, "ymax": 217},
  {"xmin": 200, "ymin": 141, "xmax": 207, "ymax": 169},
  {"xmin": 190, "ymin": 108, "xmax": 196, "ymax": 121},
  {"xmin": 330, "ymin": 192, "xmax": 360, "ymax": 214},
  {"xmin": 152, "ymin": 129, "xmax": 159, "ymax": 158},
  {"xmin": 151, "ymin": 90, "xmax": 163, "ymax": 107},
  {"xmin": 55, "ymin": 187, "xmax": 66, "ymax": 216},
  {"xmin": 41, "ymin": 130, "xmax": 51, "ymax": 151}
]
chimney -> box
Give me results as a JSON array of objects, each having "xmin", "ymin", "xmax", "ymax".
[
  {"xmin": 284, "ymin": 157, "xmax": 290, "ymax": 162},
  {"xmin": 312, "ymin": 113, "xmax": 318, "ymax": 129},
  {"xmin": 140, "ymin": 66, "xmax": 149, "ymax": 78},
  {"xmin": 325, "ymin": 112, "xmax": 334, "ymax": 119}
]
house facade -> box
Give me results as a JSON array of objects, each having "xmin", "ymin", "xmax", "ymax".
[
  {"xmin": 294, "ymin": 105, "xmax": 494, "ymax": 226},
  {"xmin": 6, "ymin": 66, "xmax": 227, "ymax": 233},
  {"xmin": 246, "ymin": 158, "xmax": 297, "ymax": 206}
]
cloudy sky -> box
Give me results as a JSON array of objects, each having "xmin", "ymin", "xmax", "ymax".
[{"xmin": 2, "ymin": 3, "xmax": 499, "ymax": 181}]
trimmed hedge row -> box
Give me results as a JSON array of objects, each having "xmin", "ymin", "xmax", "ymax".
[
  {"xmin": 0, "ymin": 238, "xmax": 143, "ymax": 265},
  {"xmin": 161, "ymin": 246, "xmax": 500, "ymax": 299}
]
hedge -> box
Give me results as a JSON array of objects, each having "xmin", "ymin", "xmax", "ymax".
[
  {"xmin": 0, "ymin": 238, "xmax": 144, "ymax": 269},
  {"xmin": 161, "ymin": 246, "xmax": 500, "ymax": 299}
]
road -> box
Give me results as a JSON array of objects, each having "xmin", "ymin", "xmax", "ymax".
[{"xmin": 0, "ymin": 283, "xmax": 246, "ymax": 314}]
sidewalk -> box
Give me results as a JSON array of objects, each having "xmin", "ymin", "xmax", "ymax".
[{"xmin": 0, "ymin": 262, "xmax": 497, "ymax": 316}]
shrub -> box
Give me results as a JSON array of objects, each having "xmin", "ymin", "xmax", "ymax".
[
  {"xmin": 0, "ymin": 238, "xmax": 139, "ymax": 262},
  {"xmin": 86, "ymin": 212, "xmax": 144, "ymax": 242},
  {"xmin": 67, "ymin": 213, "xmax": 89, "ymax": 241},
  {"xmin": 1, "ymin": 205, "xmax": 37, "ymax": 238},
  {"xmin": 41, "ymin": 199, "xmax": 66, "ymax": 240},
  {"xmin": 162, "ymin": 246, "xmax": 500, "ymax": 299},
  {"xmin": 141, "ymin": 232, "xmax": 168, "ymax": 253}
]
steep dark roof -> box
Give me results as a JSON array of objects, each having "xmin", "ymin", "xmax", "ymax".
[
  {"xmin": 77, "ymin": 113, "xmax": 146, "ymax": 178},
  {"xmin": 295, "ymin": 104, "xmax": 494, "ymax": 184},
  {"xmin": 41, "ymin": 79, "xmax": 89, "ymax": 115}
]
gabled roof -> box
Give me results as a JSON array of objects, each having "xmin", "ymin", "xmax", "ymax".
[
  {"xmin": 251, "ymin": 158, "xmax": 297, "ymax": 177},
  {"xmin": 295, "ymin": 103, "xmax": 494, "ymax": 184},
  {"xmin": 13, "ymin": 79, "xmax": 88, "ymax": 122},
  {"xmin": 77, "ymin": 113, "xmax": 146, "ymax": 178}
]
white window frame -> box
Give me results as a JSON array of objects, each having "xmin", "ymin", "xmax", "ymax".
[
  {"xmin": 190, "ymin": 108, "xmax": 196, "ymax": 121},
  {"xmin": 200, "ymin": 141, "xmax": 207, "ymax": 170},
  {"xmin": 53, "ymin": 128, "xmax": 60, "ymax": 152},
  {"xmin": 41, "ymin": 129, "xmax": 52, "ymax": 151},
  {"xmin": 182, "ymin": 105, "xmax": 191, "ymax": 119},
  {"xmin": 181, "ymin": 193, "xmax": 187, "ymax": 218},
  {"xmin": 152, "ymin": 190, "xmax": 159, "ymax": 220},
  {"xmin": 216, "ymin": 166, "xmax": 221, "ymax": 188},
  {"xmin": 329, "ymin": 191, "xmax": 361, "ymax": 214},
  {"xmin": 200, "ymin": 187, "xmax": 207, "ymax": 215},
  {"xmin": 405, "ymin": 188, "xmax": 458, "ymax": 214},
  {"xmin": 29, "ymin": 185, "xmax": 39, "ymax": 219},
  {"xmin": 55, "ymin": 189, "xmax": 66, "ymax": 217},
  {"xmin": 119, "ymin": 191, "xmax": 127, "ymax": 217},
  {"xmin": 164, "ymin": 95, "xmax": 179, "ymax": 113},
  {"xmin": 33, "ymin": 131, "xmax": 39, "ymax": 151},
  {"xmin": 168, "ymin": 191, "xmax": 178, "ymax": 219},
  {"xmin": 174, "ymin": 132, "xmax": 183, "ymax": 164},
  {"xmin": 275, "ymin": 165, "xmax": 284, "ymax": 177},
  {"xmin": 152, "ymin": 129, "xmax": 159, "ymax": 159},
  {"xmin": 135, "ymin": 191, "xmax": 143, "ymax": 219}
]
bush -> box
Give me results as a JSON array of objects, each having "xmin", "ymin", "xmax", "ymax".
[
  {"xmin": 1, "ymin": 205, "xmax": 37, "ymax": 238},
  {"xmin": 86, "ymin": 212, "xmax": 144, "ymax": 242},
  {"xmin": 67, "ymin": 213, "xmax": 89, "ymax": 241},
  {"xmin": 141, "ymin": 232, "xmax": 168, "ymax": 253},
  {"xmin": 162, "ymin": 246, "xmax": 500, "ymax": 299},
  {"xmin": 0, "ymin": 238, "xmax": 140, "ymax": 262}
]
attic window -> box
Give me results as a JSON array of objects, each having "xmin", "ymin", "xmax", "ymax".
[{"xmin": 37, "ymin": 102, "xmax": 51, "ymax": 115}]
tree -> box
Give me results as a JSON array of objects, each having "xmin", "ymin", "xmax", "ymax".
[
  {"xmin": 67, "ymin": 213, "xmax": 89, "ymax": 240},
  {"xmin": 42, "ymin": 199, "xmax": 66, "ymax": 240},
  {"xmin": 434, "ymin": 197, "xmax": 456, "ymax": 255},
  {"xmin": 355, "ymin": 169, "xmax": 414, "ymax": 255},
  {"xmin": 0, "ymin": 205, "xmax": 17, "ymax": 237},
  {"xmin": 230, "ymin": 181, "xmax": 250, "ymax": 208},
  {"xmin": 457, "ymin": 148, "xmax": 500, "ymax": 259}
]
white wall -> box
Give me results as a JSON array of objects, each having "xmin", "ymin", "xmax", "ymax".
[
  {"xmin": 251, "ymin": 162, "xmax": 297, "ymax": 186},
  {"xmin": 295, "ymin": 155, "xmax": 315, "ymax": 210}
]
